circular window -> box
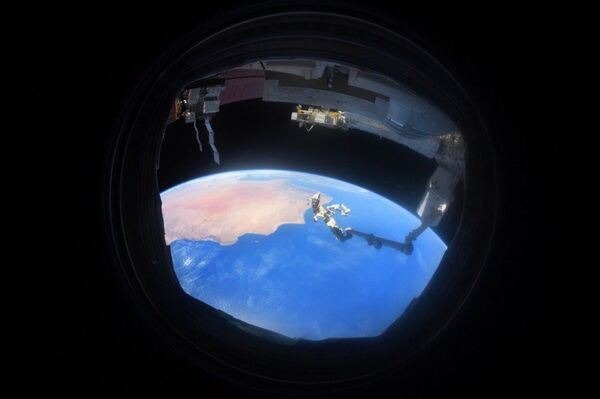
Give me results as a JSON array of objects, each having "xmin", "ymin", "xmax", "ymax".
[{"xmin": 105, "ymin": 8, "xmax": 496, "ymax": 393}]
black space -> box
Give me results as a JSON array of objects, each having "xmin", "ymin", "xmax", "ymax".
[{"xmin": 17, "ymin": 1, "xmax": 595, "ymax": 397}]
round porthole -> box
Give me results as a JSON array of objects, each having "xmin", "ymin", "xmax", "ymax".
[{"xmin": 105, "ymin": 7, "xmax": 496, "ymax": 393}]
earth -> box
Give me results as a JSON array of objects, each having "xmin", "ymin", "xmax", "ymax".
[{"xmin": 161, "ymin": 170, "xmax": 446, "ymax": 340}]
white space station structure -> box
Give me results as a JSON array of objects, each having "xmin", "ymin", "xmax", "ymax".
[{"xmin": 168, "ymin": 59, "xmax": 465, "ymax": 252}]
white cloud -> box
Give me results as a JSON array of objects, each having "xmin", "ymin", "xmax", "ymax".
[
  {"xmin": 307, "ymin": 235, "xmax": 343, "ymax": 255},
  {"xmin": 261, "ymin": 250, "xmax": 278, "ymax": 267},
  {"xmin": 250, "ymin": 249, "xmax": 283, "ymax": 279},
  {"xmin": 234, "ymin": 259, "xmax": 245, "ymax": 276}
]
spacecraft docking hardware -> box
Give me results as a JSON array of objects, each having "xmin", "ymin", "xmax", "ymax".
[
  {"xmin": 310, "ymin": 193, "xmax": 352, "ymax": 242},
  {"xmin": 167, "ymin": 58, "xmax": 466, "ymax": 249}
]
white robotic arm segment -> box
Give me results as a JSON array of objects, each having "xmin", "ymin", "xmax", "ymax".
[{"xmin": 326, "ymin": 203, "xmax": 351, "ymax": 217}]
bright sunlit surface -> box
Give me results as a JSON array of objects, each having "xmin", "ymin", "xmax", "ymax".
[{"xmin": 161, "ymin": 170, "xmax": 447, "ymax": 340}]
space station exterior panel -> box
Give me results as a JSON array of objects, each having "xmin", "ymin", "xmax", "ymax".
[
  {"xmin": 234, "ymin": 60, "xmax": 457, "ymax": 136},
  {"xmin": 187, "ymin": 88, "xmax": 201, "ymax": 106},
  {"xmin": 348, "ymin": 69, "xmax": 458, "ymax": 137},
  {"xmin": 225, "ymin": 59, "xmax": 461, "ymax": 166},
  {"xmin": 203, "ymin": 100, "xmax": 220, "ymax": 114},
  {"xmin": 263, "ymin": 80, "xmax": 388, "ymax": 120},
  {"xmin": 238, "ymin": 59, "xmax": 349, "ymax": 81},
  {"xmin": 219, "ymin": 76, "xmax": 265, "ymax": 105},
  {"xmin": 205, "ymin": 85, "xmax": 224, "ymax": 97},
  {"xmin": 224, "ymin": 68, "xmax": 266, "ymax": 79},
  {"xmin": 343, "ymin": 112, "xmax": 440, "ymax": 159},
  {"xmin": 201, "ymin": 85, "xmax": 225, "ymax": 115},
  {"xmin": 231, "ymin": 59, "xmax": 457, "ymax": 137},
  {"xmin": 416, "ymin": 191, "xmax": 445, "ymax": 226},
  {"xmin": 261, "ymin": 60, "xmax": 329, "ymax": 80},
  {"xmin": 435, "ymin": 133, "xmax": 466, "ymax": 180}
]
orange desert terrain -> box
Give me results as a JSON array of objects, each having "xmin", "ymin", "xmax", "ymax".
[{"xmin": 161, "ymin": 177, "xmax": 330, "ymax": 245}]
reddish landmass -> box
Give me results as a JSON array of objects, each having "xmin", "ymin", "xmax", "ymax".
[{"xmin": 161, "ymin": 177, "xmax": 331, "ymax": 245}]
